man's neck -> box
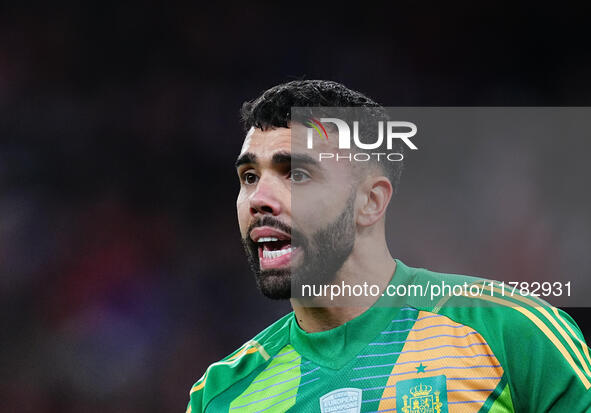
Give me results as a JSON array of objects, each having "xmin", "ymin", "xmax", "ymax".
[
  {"xmin": 291, "ymin": 246, "xmax": 396, "ymax": 333},
  {"xmin": 291, "ymin": 305, "xmax": 370, "ymax": 333}
]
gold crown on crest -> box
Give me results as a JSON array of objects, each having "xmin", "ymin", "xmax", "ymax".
[{"xmin": 409, "ymin": 383, "xmax": 432, "ymax": 397}]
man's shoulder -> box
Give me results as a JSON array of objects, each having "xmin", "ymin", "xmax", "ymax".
[
  {"xmin": 402, "ymin": 261, "xmax": 591, "ymax": 404},
  {"xmin": 399, "ymin": 261, "xmax": 585, "ymax": 354},
  {"xmin": 186, "ymin": 311, "xmax": 294, "ymax": 411}
]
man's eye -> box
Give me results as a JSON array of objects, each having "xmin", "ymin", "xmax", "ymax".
[
  {"xmin": 242, "ymin": 172, "xmax": 259, "ymax": 185},
  {"xmin": 289, "ymin": 169, "xmax": 310, "ymax": 183}
]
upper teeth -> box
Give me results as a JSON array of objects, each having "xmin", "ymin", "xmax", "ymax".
[{"xmin": 257, "ymin": 237, "xmax": 279, "ymax": 243}]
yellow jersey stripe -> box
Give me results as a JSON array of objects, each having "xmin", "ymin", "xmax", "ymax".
[
  {"xmin": 377, "ymin": 311, "xmax": 503, "ymax": 412},
  {"xmin": 552, "ymin": 306, "xmax": 591, "ymax": 369},
  {"xmin": 191, "ymin": 373, "xmax": 207, "ymax": 394},
  {"xmin": 190, "ymin": 342, "xmax": 265, "ymax": 394}
]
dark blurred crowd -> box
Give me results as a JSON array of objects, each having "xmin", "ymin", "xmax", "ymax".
[{"xmin": 1, "ymin": 2, "xmax": 590, "ymax": 412}]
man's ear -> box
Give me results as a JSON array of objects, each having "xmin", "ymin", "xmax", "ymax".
[{"xmin": 356, "ymin": 176, "xmax": 393, "ymax": 227}]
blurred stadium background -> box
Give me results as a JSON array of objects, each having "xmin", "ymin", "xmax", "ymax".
[{"xmin": 1, "ymin": 2, "xmax": 590, "ymax": 412}]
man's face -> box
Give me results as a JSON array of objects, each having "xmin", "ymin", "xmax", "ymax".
[{"xmin": 236, "ymin": 123, "xmax": 358, "ymax": 299}]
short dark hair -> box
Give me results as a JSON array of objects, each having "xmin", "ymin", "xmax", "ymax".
[{"xmin": 240, "ymin": 79, "xmax": 403, "ymax": 192}]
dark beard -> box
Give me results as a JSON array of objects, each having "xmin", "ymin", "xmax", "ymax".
[{"xmin": 241, "ymin": 193, "xmax": 356, "ymax": 300}]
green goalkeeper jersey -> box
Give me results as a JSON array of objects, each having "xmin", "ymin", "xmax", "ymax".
[{"xmin": 187, "ymin": 260, "xmax": 591, "ymax": 412}]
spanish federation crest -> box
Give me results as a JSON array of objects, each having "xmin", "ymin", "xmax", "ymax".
[
  {"xmin": 319, "ymin": 388, "xmax": 362, "ymax": 413},
  {"xmin": 396, "ymin": 375, "xmax": 448, "ymax": 413}
]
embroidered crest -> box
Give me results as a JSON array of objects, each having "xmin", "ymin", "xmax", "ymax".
[{"xmin": 396, "ymin": 375, "xmax": 448, "ymax": 413}]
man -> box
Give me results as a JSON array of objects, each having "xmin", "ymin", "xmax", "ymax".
[{"xmin": 187, "ymin": 80, "xmax": 590, "ymax": 412}]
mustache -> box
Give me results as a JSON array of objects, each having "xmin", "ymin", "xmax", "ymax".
[{"xmin": 246, "ymin": 215, "xmax": 292, "ymax": 238}]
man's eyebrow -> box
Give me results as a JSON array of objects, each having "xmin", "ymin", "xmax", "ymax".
[
  {"xmin": 235, "ymin": 152, "xmax": 257, "ymax": 169},
  {"xmin": 235, "ymin": 151, "xmax": 320, "ymax": 169},
  {"xmin": 272, "ymin": 152, "xmax": 319, "ymax": 167}
]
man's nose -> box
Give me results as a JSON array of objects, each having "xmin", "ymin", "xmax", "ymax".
[{"xmin": 249, "ymin": 176, "xmax": 283, "ymax": 216}]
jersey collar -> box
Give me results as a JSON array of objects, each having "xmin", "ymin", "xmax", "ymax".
[{"xmin": 288, "ymin": 259, "xmax": 414, "ymax": 370}]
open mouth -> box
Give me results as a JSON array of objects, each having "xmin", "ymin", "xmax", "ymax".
[
  {"xmin": 258, "ymin": 237, "xmax": 295, "ymax": 259},
  {"xmin": 251, "ymin": 228, "xmax": 298, "ymax": 270}
]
